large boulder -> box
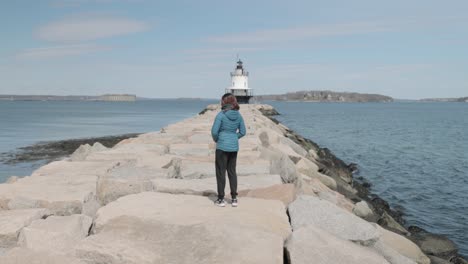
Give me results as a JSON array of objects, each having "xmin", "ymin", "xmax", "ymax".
[
  {"xmin": 96, "ymin": 162, "xmax": 157, "ymax": 205},
  {"xmin": 70, "ymin": 143, "xmax": 108, "ymax": 161},
  {"xmin": 317, "ymin": 190, "xmax": 354, "ymax": 213},
  {"xmin": 372, "ymin": 239, "xmax": 417, "ymax": 264},
  {"xmin": 153, "ymin": 174, "xmax": 282, "ymax": 197},
  {"xmin": 353, "ymin": 201, "xmax": 376, "ymax": 221},
  {"xmin": 285, "ymin": 226, "xmax": 389, "ymax": 264},
  {"xmin": 0, "ymin": 209, "xmax": 50, "ymax": 248},
  {"xmin": 74, "ymin": 192, "xmax": 290, "ymax": 264},
  {"xmin": 76, "ymin": 216, "xmax": 284, "ymax": 264},
  {"xmin": 270, "ymin": 153, "xmax": 300, "ymax": 184},
  {"xmin": 295, "ymin": 157, "xmax": 319, "ymax": 175},
  {"xmin": 279, "ymin": 137, "xmax": 308, "ymax": 157},
  {"xmin": 300, "ymin": 170, "xmax": 337, "ymax": 190},
  {"xmin": 288, "ymin": 195, "xmax": 380, "ymax": 245},
  {"xmin": 18, "ymin": 214, "xmax": 92, "ymax": 254},
  {"xmin": 0, "ymin": 161, "xmax": 117, "ymax": 215},
  {"xmin": 93, "ymin": 192, "xmax": 290, "ymax": 239}
]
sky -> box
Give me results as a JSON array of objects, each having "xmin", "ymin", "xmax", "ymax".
[{"xmin": 0, "ymin": 0, "xmax": 467, "ymax": 99}]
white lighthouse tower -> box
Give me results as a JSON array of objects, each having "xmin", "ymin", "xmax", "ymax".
[{"xmin": 225, "ymin": 59, "xmax": 253, "ymax": 104}]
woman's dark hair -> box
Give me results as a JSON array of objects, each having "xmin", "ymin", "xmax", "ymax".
[
  {"xmin": 221, "ymin": 93, "xmax": 240, "ymax": 110},
  {"xmin": 222, "ymin": 93, "xmax": 233, "ymax": 100}
]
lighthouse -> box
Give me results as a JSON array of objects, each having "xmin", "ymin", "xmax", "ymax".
[{"xmin": 225, "ymin": 59, "xmax": 253, "ymax": 104}]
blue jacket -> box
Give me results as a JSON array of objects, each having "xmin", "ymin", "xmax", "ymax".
[{"xmin": 211, "ymin": 110, "xmax": 246, "ymax": 152}]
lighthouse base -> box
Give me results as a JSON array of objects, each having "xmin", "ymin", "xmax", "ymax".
[{"xmin": 235, "ymin": 96, "xmax": 252, "ymax": 104}]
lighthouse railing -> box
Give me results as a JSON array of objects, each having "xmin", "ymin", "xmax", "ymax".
[
  {"xmin": 230, "ymin": 71, "xmax": 249, "ymax": 77},
  {"xmin": 225, "ymin": 89, "xmax": 254, "ymax": 97}
]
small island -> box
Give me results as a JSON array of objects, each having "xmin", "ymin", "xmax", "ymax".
[
  {"xmin": 256, "ymin": 90, "xmax": 393, "ymax": 103},
  {"xmin": 0, "ymin": 94, "xmax": 136, "ymax": 102},
  {"xmin": 419, "ymin": 97, "xmax": 468, "ymax": 102}
]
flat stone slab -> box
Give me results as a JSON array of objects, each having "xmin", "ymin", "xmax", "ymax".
[
  {"xmin": 93, "ymin": 192, "xmax": 291, "ymax": 240},
  {"xmin": 0, "ymin": 161, "xmax": 119, "ymax": 214},
  {"xmin": 288, "ymin": 195, "xmax": 380, "ymax": 245},
  {"xmin": 0, "ymin": 209, "xmax": 50, "ymax": 248},
  {"xmin": 73, "ymin": 192, "xmax": 290, "ymax": 264},
  {"xmin": 285, "ymin": 226, "xmax": 390, "ymax": 264},
  {"xmin": 75, "ymin": 218, "xmax": 284, "ymax": 264},
  {"xmin": 19, "ymin": 214, "xmax": 93, "ymax": 254},
  {"xmin": 0, "ymin": 248, "xmax": 85, "ymax": 264},
  {"xmin": 237, "ymin": 160, "xmax": 271, "ymax": 176},
  {"xmin": 169, "ymin": 144, "xmax": 211, "ymax": 156},
  {"xmin": 153, "ymin": 174, "xmax": 282, "ymax": 197},
  {"xmin": 239, "ymin": 184, "xmax": 297, "ymax": 206}
]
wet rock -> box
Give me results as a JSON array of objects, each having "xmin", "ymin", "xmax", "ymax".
[
  {"xmin": 379, "ymin": 212, "xmax": 409, "ymax": 236},
  {"xmin": 370, "ymin": 195, "xmax": 405, "ymax": 225},
  {"xmin": 410, "ymin": 232, "xmax": 458, "ymax": 260},
  {"xmin": 316, "ymin": 148, "xmax": 353, "ymax": 184},
  {"xmin": 428, "ymin": 255, "xmax": 452, "ymax": 264},
  {"xmin": 348, "ymin": 163, "xmax": 359, "ymax": 173},
  {"xmin": 2, "ymin": 133, "xmax": 139, "ymax": 164}
]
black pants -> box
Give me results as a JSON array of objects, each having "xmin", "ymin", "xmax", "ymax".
[{"xmin": 215, "ymin": 149, "xmax": 238, "ymax": 200}]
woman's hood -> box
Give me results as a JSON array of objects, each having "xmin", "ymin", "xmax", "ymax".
[{"xmin": 224, "ymin": 110, "xmax": 240, "ymax": 121}]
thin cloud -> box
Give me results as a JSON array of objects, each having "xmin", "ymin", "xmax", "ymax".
[
  {"xmin": 36, "ymin": 15, "xmax": 150, "ymax": 42},
  {"xmin": 16, "ymin": 44, "xmax": 111, "ymax": 59},
  {"xmin": 206, "ymin": 21, "xmax": 397, "ymax": 44},
  {"xmin": 50, "ymin": 0, "xmax": 143, "ymax": 8}
]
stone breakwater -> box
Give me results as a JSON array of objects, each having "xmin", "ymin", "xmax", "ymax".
[{"xmin": 0, "ymin": 104, "xmax": 464, "ymax": 264}]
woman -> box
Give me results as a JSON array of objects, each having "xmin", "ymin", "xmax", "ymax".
[{"xmin": 211, "ymin": 93, "xmax": 246, "ymax": 207}]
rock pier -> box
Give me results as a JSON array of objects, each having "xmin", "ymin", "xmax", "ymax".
[{"xmin": 0, "ymin": 104, "xmax": 453, "ymax": 263}]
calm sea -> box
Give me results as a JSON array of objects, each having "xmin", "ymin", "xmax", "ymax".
[
  {"xmin": 0, "ymin": 99, "xmax": 216, "ymax": 181},
  {"xmin": 269, "ymin": 101, "xmax": 468, "ymax": 257},
  {"xmin": 0, "ymin": 100, "xmax": 467, "ymax": 256}
]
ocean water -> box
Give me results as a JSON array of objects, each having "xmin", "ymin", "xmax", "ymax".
[
  {"xmin": 0, "ymin": 99, "xmax": 216, "ymax": 182},
  {"xmin": 0, "ymin": 100, "xmax": 467, "ymax": 256},
  {"xmin": 269, "ymin": 101, "xmax": 468, "ymax": 257}
]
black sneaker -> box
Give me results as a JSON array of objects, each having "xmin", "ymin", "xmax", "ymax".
[
  {"xmin": 214, "ymin": 198, "xmax": 226, "ymax": 207},
  {"xmin": 231, "ymin": 198, "xmax": 238, "ymax": 207}
]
